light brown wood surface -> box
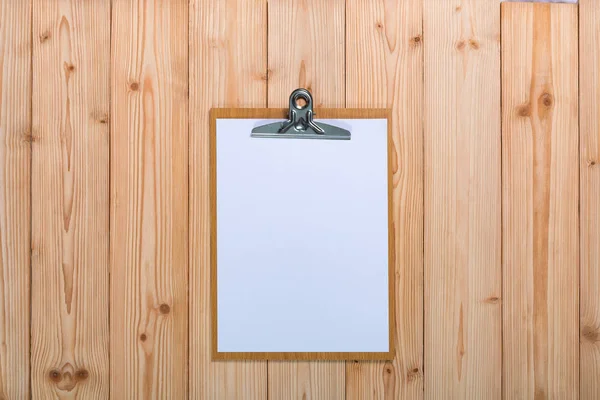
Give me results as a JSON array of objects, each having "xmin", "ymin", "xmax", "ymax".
[
  {"xmin": 502, "ymin": 3, "xmax": 579, "ymax": 399},
  {"xmin": 266, "ymin": 0, "xmax": 345, "ymax": 398},
  {"xmin": 110, "ymin": 0, "xmax": 188, "ymax": 398},
  {"xmin": 267, "ymin": 0, "xmax": 345, "ymax": 109},
  {"xmin": 31, "ymin": 0, "xmax": 110, "ymax": 398},
  {"xmin": 580, "ymin": 1, "xmax": 600, "ymax": 399},
  {"xmin": 345, "ymin": 0, "xmax": 424, "ymax": 399},
  {"xmin": 189, "ymin": 0, "xmax": 268, "ymax": 398},
  {"xmin": 424, "ymin": 0, "xmax": 502, "ymax": 398},
  {"xmin": 0, "ymin": 0, "xmax": 595, "ymax": 397},
  {"xmin": 0, "ymin": 0, "xmax": 31, "ymax": 398}
]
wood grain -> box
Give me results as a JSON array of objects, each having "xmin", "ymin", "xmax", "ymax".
[
  {"xmin": 267, "ymin": 0, "xmax": 345, "ymax": 398},
  {"xmin": 0, "ymin": 0, "xmax": 31, "ymax": 398},
  {"xmin": 31, "ymin": 0, "xmax": 110, "ymax": 398},
  {"xmin": 110, "ymin": 0, "xmax": 188, "ymax": 398},
  {"xmin": 189, "ymin": 0, "xmax": 267, "ymax": 398},
  {"xmin": 268, "ymin": 362, "xmax": 342, "ymax": 400},
  {"xmin": 501, "ymin": 3, "xmax": 579, "ymax": 399},
  {"xmin": 345, "ymin": 0, "xmax": 423, "ymax": 399},
  {"xmin": 4, "ymin": 0, "xmax": 593, "ymax": 397},
  {"xmin": 580, "ymin": 1, "xmax": 600, "ymax": 398},
  {"xmin": 267, "ymin": 0, "xmax": 344, "ymax": 107},
  {"xmin": 424, "ymin": 0, "xmax": 502, "ymax": 398}
]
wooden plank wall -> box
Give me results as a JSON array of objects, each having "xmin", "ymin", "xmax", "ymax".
[
  {"xmin": 424, "ymin": 1, "xmax": 502, "ymax": 397},
  {"xmin": 31, "ymin": 1, "xmax": 110, "ymax": 398},
  {"xmin": 111, "ymin": 0, "xmax": 188, "ymax": 398},
  {"xmin": 580, "ymin": 1, "xmax": 600, "ymax": 399},
  {"xmin": 0, "ymin": 0, "xmax": 597, "ymax": 399},
  {"xmin": 0, "ymin": 1, "xmax": 31, "ymax": 398}
]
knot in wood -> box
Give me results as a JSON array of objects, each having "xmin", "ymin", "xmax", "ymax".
[
  {"xmin": 39, "ymin": 31, "xmax": 50, "ymax": 43},
  {"xmin": 540, "ymin": 92, "xmax": 554, "ymax": 107},
  {"xmin": 517, "ymin": 104, "xmax": 531, "ymax": 117},
  {"xmin": 75, "ymin": 369, "xmax": 89, "ymax": 381},
  {"xmin": 159, "ymin": 303, "xmax": 171, "ymax": 314},
  {"xmin": 49, "ymin": 369, "xmax": 62, "ymax": 382},
  {"xmin": 469, "ymin": 39, "xmax": 480, "ymax": 49}
]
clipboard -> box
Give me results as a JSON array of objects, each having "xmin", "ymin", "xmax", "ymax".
[{"xmin": 211, "ymin": 89, "xmax": 394, "ymax": 361}]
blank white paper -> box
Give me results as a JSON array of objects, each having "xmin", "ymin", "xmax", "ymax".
[{"xmin": 216, "ymin": 118, "xmax": 389, "ymax": 353}]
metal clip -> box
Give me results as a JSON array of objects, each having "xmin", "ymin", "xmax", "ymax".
[{"xmin": 251, "ymin": 88, "xmax": 351, "ymax": 140}]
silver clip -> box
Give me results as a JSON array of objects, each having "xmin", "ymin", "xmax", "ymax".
[{"xmin": 251, "ymin": 88, "xmax": 351, "ymax": 140}]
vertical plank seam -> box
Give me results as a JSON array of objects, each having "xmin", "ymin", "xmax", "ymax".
[
  {"xmin": 343, "ymin": 0, "xmax": 347, "ymax": 110},
  {"xmin": 266, "ymin": 0, "xmax": 270, "ymax": 108},
  {"xmin": 342, "ymin": 1, "xmax": 348, "ymax": 396},
  {"xmin": 187, "ymin": 0, "xmax": 191, "ymax": 399},
  {"xmin": 421, "ymin": 0, "xmax": 425, "ymax": 393},
  {"xmin": 342, "ymin": 3, "xmax": 348, "ymax": 399},
  {"xmin": 108, "ymin": 0, "xmax": 114, "ymax": 398},
  {"xmin": 344, "ymin": 3, "xmax": 348, "ymax": 398},
  {"xmin": 577, "ymin": 5, "xmax": 581, "ymax": 395},
  {"xmin": 421, "ymin": 0, "xmax": 427, "ymax": 392},
  {"xmin": 266, "ymin": 1, "xmax": 270, "ymax": 398},
  {"xmin": 28, "ymin": 0, "xmax": 34, "ymax": 397},
  {"xmin": 500, "ymin": 4, "xmax": 504, "ymax": 400},
  {"xmin": 577, "ymin": 3, "xmax": 581, "ymax": 398}
]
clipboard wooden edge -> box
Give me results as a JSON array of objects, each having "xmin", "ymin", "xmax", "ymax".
[{"xmin": 210, "ymin": 108, "xmax": 395, "ymax": 361}]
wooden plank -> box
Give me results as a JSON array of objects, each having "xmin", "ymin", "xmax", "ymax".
[
  {"xmin": 110, "ymin": 0, "xmax": 188, "ymax": 398},
  {"xmin": 423, "ymin": 0, "xmax": 501, "ymax": 398},
  {"xmin": 267, "ymin": 0, "xmax": 344, "ymax": 107},
  {"xmin": 268, "ymin": 362, "xmax": 343, "ymax": 400},
  {"xmin": 501, "ymin": 3, "xmax": 579, "ymax": 399},
  {"xmin": 0, "ymin": 0, "xmax": 31, "ymax": 398},
  {"xmin": 188, "ymin": 0, "xmax": 267, "ymax": 398},
  {"xmin": 345, "ymin": 0, "xmax": 423, "ymax": 398},
  {"xmin": 580, "ymin": 1, "xmax": 600, "ymax": 398},
  {"xmin": 267, "ymin": 0, "xmax": 345, "ymax": 397},
  {"xmin": 31, "ymin": 0, "xmax": 110, "ymax": 398}
]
